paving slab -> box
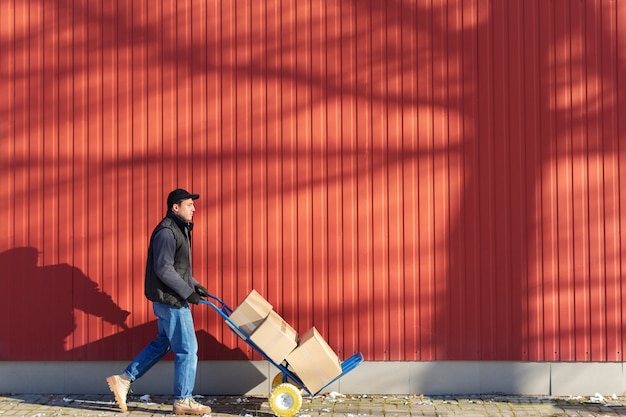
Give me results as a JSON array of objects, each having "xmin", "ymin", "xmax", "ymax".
[{"xmin": 1, "ymin": 393, "xmax": 626, "ymax": 417}]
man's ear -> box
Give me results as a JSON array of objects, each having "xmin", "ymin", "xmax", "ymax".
[{"xmin": 172, "ymin": 204, "xmax": 179, "ymax": 213}]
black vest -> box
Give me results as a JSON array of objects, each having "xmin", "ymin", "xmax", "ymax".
[{"xmin": 144, "ymin": 212, "xmax": 193, "ymax": 308}]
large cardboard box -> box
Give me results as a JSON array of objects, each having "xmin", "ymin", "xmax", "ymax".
[
  {"xmin": 249, "ymin": 310, "xmax": 298, "ymax": 364},
  {"xmin": 229, "ymin": 289, "xmax": 273, "ymax": 336},
  {"xmin": 285, "ymin": 327, "xmax": 342, "ymax": 394}
]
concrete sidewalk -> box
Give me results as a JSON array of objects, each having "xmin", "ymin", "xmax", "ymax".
[{"xmin": 2, "ymin": 393, "xmax": 626, "ymax": 417}]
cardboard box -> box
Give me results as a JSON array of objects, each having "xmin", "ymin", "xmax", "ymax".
[
  {"xmin": 285, "ymin": 327, "xmax": 342, "ymax": 394},
  {"xmin": 249, "ymin": 310, "xmax": 298, "ymax": 364},
  {"xmin": 229, "ymin": 289, "xmax": 273, "ymax": 336}
]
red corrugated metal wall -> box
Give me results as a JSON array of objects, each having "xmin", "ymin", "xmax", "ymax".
[{"xmin": 0, "ymin": 0, "xmax": 624, "ymax": 362}]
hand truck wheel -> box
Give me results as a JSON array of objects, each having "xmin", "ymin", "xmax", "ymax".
[
  {"xmin": 271, "ymin": 372, "xmax": 302, "ymax": 389},
  {"xmin": 269, "ymin": 383, "xmax": 302, "ymax": 417}
]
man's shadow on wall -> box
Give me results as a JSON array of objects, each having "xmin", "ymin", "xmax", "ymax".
[
  {"xmin": 0, "ymin": 247, "xmax": 131, "ymax": 360},
  {"xmin": 0, "ymin": 247, "xmax": 248, "ymax": 363}
]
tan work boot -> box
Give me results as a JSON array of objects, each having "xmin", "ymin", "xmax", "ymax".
[
  {"xmin": 173, "ymin": 397, "xmax": 212, "ymax": 415},
  {"xmin": 106, "ymin": 373, "xmax": 131, "ymax": 412}
]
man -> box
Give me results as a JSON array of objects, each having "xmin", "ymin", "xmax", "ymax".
[{"xmin": 106, "ymin": 188, "xmax": 212, "ymax": 414}]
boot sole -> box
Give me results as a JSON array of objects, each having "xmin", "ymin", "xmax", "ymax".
[{"xmin": 173, "ymin": 406, "xmax": 212, "ymax": 415}]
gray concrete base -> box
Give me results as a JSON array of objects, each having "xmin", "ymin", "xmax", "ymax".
[{"xmin": 1, "ymin": 361, "xmax": 625, "ymax": 397}]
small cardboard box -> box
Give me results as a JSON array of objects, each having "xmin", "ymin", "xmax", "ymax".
[
  {"xmin": 285, "ymin": 327, "xmax": 342, "ymax": 394},
  {"xmin": 229, "ymin": 289, "xmax": 273, "ymax": 336},
  {"xmin": 249, "ymin": 310, "xmax": 298, "ymax": 364}
]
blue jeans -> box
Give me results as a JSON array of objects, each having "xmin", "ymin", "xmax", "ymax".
[{"xmin": 124, "ymin": 302, "xmax": 198, "ymax": 399}]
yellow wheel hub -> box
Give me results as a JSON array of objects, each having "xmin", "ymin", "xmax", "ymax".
[{"xmin": 269, "ymin": 383, "xmax": 302, "ymax": 417}]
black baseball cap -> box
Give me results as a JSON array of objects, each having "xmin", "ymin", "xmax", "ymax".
[{"xmin": 167, "ymin": 188, "xmax": 200, "ymax": 208}]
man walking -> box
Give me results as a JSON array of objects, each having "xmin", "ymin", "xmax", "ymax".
[{"xmin": 106, "ymin": 188, "xmax": 212, "ymax": 415}]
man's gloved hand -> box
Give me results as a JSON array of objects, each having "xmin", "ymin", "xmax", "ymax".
[
  {"xmin": 195, "ymin": 284, "xmax": 209, "ymax": 297},
  {"xmin": 187, "ymin": 292, "xmax": 201, "ymax": 305}
]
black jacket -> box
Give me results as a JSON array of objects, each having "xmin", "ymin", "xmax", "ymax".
[{"xmin": 144, "ymin": 211, "xmax": 198, "ymax": 308}]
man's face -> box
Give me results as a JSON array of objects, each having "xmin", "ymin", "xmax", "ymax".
[{"xmin": 172, "ymin": 198, "xmax": 196, "ymax": 222}]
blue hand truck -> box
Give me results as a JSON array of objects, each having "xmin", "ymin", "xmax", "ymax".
[{"xmin": 200, "ymin": 294, "xmax": 364, "ymax": 416}]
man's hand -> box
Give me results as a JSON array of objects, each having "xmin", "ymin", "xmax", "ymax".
[
  {"xmin": 195, "ymin": 284, "xmax": 209, "ymax": 297},
  {"xmin": 187, "ymin": 292, "xmax": 201, "ymax": 305}
]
